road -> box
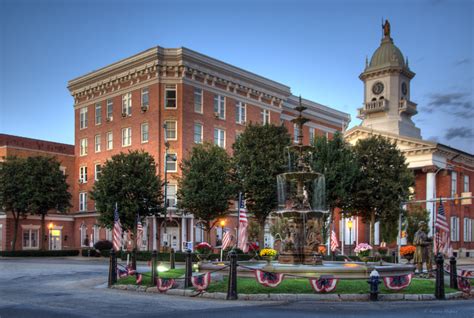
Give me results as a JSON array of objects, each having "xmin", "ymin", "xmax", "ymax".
[{"xmin": 0, "ymin": 257, "xmax": 473, "ymax": 318}]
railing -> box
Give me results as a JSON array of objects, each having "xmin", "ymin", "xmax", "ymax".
[
  {"xmin": 357, "ymin": 99, "xmax": 388, "ymax": 118},
  {"xmin": 399, "ymin": 99, "xmax": 418, "ymax": 115}
]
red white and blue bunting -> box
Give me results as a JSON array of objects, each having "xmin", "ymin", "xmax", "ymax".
[
  {"xmin": 309, "ymin": 276, "xmax": 338, "ymax": 293},
  {"xmin": 382, "ymin": 273, "xmax": 413, "ymax": 291},
  {"xmin": 255, "ymin": 269, "xmax": 285, "ymax": 288},
  {"xmin": 157, "ymin": 278, "xmax": 175, "ymax": 293},
  {"xmin": 458, "ymin": 270, "xmax": 471, "ymax": 294},
  {"xmin": 191, "ymin": 272, "xmax": 211, "ymax": 291}
]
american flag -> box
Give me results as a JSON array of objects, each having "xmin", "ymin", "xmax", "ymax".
[
  {"xmin": 435, "ymin": 200, "xmax": 451, "ymax": 256},
  {"xmin": 237, "ymin": 197, "xmax": 249, "ymax": 253},
  {"xmin": 330, "ymin": 229, "xmax": 339, "ymax": 252},
  {"xmin": 136, "ymin": 215, "xmax": 143, "ymax": 249},
  {"xmin": 222, "ymin": 229, "xmax": 234, "ymax": 250},
  {"xmin": 113, "ymin": 205, "xmax": 122, "ymax": 251}
]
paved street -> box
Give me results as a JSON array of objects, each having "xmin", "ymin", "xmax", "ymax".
[{"xmin": 0, "ymin": 257, "xmax": 473, "ymax": 318}]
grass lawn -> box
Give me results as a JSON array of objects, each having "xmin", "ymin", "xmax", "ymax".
[{"xmin": 116, "ymin": 270, "xmax": 456, "ymax": 295}]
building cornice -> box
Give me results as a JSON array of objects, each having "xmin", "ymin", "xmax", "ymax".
[{"xmin": 359, "ymin": 66, "xmax": 415, "ymax": 81}]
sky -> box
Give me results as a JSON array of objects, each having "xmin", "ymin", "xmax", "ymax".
[{"xmin": 0, "ymin": 0, "xmax": 473, "ymax": 153}]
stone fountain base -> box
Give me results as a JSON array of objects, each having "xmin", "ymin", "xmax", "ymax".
[{"xmin": 278, "ymin": 252, "xmax": 323, "ymax": 265}]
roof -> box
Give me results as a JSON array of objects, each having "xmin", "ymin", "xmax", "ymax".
[
  {"xmin": 0, "ymin": 134, "xmax": 74, "ymax": 156},
  {"xmin": 365, "ymin": 36, "xmax": 406, "ymax": 72}
]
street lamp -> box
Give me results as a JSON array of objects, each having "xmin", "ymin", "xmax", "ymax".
[{"xmin": 347, "ymin": 219, "xmax": 353, "ymax": 256}]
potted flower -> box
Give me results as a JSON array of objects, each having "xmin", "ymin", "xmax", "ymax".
[
  {"xmin": 318, "ymin": 245, "xmax": 327, "ymax": 255},
  {"xmin": 195, "ymin": 242, "xmax": 212, "ymax": 262},
  {"xmin": 400, "ymin": 245, "xmax": 416, "ymax": 263},
  {"xmin": 259, "ymin": 248, "xmax": 277, "ymax": 265},
  {"xmin": 354, "ymin": 243, "xmax": 372, "ymax": 263}
]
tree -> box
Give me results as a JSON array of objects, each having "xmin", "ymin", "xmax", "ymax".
[
  {"xmin": 351, "ymin": 135, "xmax": 414, "ymax": 247},
  {"xmin": 405, "ymin": 204, "xmax": 430, "ymax": 244},
  {"xmin": 0, "ymin": 157, "xmax": 30, "ymax": 251},
  {"xmin": 24, "ymin": 156, "xmax": 72, "ymax": 250},
  {"xmin": 90, "ymin": 151, "xmax": 162, "ymax": 251},
  {"xmin": 177, "ymin": 143, "xmax": 235, "ymax": 241},
  {"xmin": 311, "ymin": 132, "xmax": 359, "ymax": 244},
  {"xmin": 233, "ymin": 124, "xmax": 291, "ymax": 247}
]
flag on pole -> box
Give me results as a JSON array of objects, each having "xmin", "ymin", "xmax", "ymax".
[
  {"xmin": 136, "ymin": 214, "xmax": 143, "ymax": 249},
  {"xmin": 237, "ymin": 198, "xmax": 249, "ymax": 253},
  {"xmin": 434, "ymin": 200, "xmax": 451, "ymax": 256},
  {"xmin": 222, "ymin": 229, "xmax": 234, "ymax": 250},
  {"xmin": 113, "ymin": 205, "xmax": 122, "ymax": 251},
  {"xmin": 330, "ymin": 229, "xmax": 339, "ymax": 252}
]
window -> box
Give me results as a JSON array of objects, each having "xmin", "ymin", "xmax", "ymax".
[
  {"xmin": 141, "ymin": 123, "xmax": 149, "ymax": 143},
  {"xmin": 194, "ymin": 123, "xmax": 203, "ymax": 144},
  {"xmin": 79, "ymin": 166, "xmax": 88, "ymax": 183},
  {"xmin": 464, "ymin": 218, "xmax": 472, "ymax": 242},
  {"xmin": 450, "ymin": 216, "xmax": 459, "ymax": 242},
  {"xmin": 0, "ymin": 225, "xmax": 2, "ymax": 251},
  {"xmin": 105, "ymin": 228, "xmax": 112, "ymax": 241},
  {"xmin": 106, "ymin": 98, "xmax": 113, "ymax": 120},
  {"xmin": 164, "ymin": 120, "xmax": 177, "ymax": 140},
  {"xmin": 80, "ymin": 107, "xmax": 88, "ymax": 129},
  {"xmin": 122, "ymin": 127, "xmax": 132, "ymax": 147},
  {"xmin": 294, "ymin": 124, "xmax": 300, "ymax": 143},
  {"xmin": 95, "ymin": 134, "xmax": 101, "ymax": 152},
  {"xmin": 165, "ymin": 85, "xmax": 177, "ymax": 109},
  {"xmin": 93, "ymin": 225, "xmax": 100, "ymax": 244},
  {"xmin": 464, "ymin": 175, "xmax": 470, "ymax": 193},
  {"xmin": 95, "ymin": 103, "xmax": 102, "ymax": 125},
  {"xmin": 106, "ymin": 132, "xmax": 113, "ymax": 150},
  {"xmin": 80, "ymin": 224, "xmax": 87, "ymax": 247},
  {"xmin": 22, "ymin": 228, "xmax": 39, "ymax": 249},
  {"xmin": 194, "ymin": 88, "xmax": 203, "ymax": 113},
  {"xmin": 309, "ymin": 127, "xmax": 315, "ymax": 144},
  {"xmin": 94, "ymin": 164, "xmax": 102, "ymax": 181},
  {"xmin": 165, "ymin": 153, "xmax": 177, "ymax": 172},
  {"xmin": 451, "ymin": 172, "xmax": 458, "ymax": 197},
  {"xmin": 122, "ymin": 92, "xmax": 132, "ymax": 116},
  {"xmin": 235, "ymin": 102, "xmax": 246, "ymax": 124},
  {"xmin": 166, "ymin": 183, "xmax": 178, "ymax": 207},
  {"xmin": 261, "ymin": 109, "xmax": 270, "ymax": 124},
  {"xmin": 214, "ymin": 128, "xmax": 225, "ymax": 148},
  {"xmin": 213, "ymin": 95, "xmax": 225, "ymax": 119},
  {"xmin": 79, "ymin": 192, "xmax": 88, "ymax": 212},
  {"xmin": 80, "ymin": 138, "xmax": 88, "ymax": 156},
  {"xmin": 195, "ymin": 222, "xmax": 205, "ymax": 243},
  {"xmin": 141, "ymin": 87, "xmax": 149, "ymax": 109},
  {"xmin": 59, "ymin": 166, "xmax": 66, "ymax": 175}
]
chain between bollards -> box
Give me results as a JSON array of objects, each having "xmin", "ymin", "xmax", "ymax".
[
  {"xmin": 449, "ymin": 256, "xmax": 458, "ymax": 289},
  {"xmin": 170, "ymin": 248, "xmax": 176, "ymax": 269},
  {"xmin": 184, "ymin": 249, "xmax": 192, "ymax": 288},
  {"xmin": 108, "ymin": 248, "xmax": 117, "ymax": 287},
  {"xmin": 226, "ymin": 251, "xmax": 238, "ymax": 300},
  {"xmin": 151, "ymin": 250, "xmax": 157, "ymax": 286},
  {"xmin": 435, "ymin": 253, "xmax": 445, "ymax": 300}
]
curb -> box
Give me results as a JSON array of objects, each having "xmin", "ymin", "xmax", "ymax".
[{"xmin": 110, "ymin": 285, "xmax": 467, "ymax": 301}]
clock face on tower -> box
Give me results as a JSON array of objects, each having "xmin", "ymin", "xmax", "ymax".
[
  {"xmin": 401, "ymin": 82, "xmax": 408, "ymax": 95},
  {"xmin": 372, "ymin": 82, "xmax": 384, "ymax": 95}
]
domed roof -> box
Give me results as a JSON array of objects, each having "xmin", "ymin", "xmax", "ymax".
[{"xmin": 366, "ymin": 37, "xmax": 406, "ymax": 72}]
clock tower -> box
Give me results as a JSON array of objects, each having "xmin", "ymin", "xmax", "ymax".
[{"xmin": 358, "ymin": 20, "xmax": 421, "ymax": 139}]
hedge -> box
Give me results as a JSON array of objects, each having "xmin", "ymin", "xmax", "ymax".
[
  {"xmin": 117, "ymin": 251, "xmax": 254, "ymax": 262},
  {"xmin": 0, "ymin": 250, "xmax": 80, "ymax": 257}
]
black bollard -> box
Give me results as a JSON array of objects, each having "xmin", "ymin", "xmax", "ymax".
[
  {"xmin": 367, "ymin": 270, "xmax": 381, "ymax": 301},
  {"xmin": 391, "ymin": 251, "xmax": 396, "ymax": 263},
  {"xmin": 435, "ymin": 253, "xmax": 445, "ymax": 300},
  {"xmin": 184, "ymin": 249, "xmax": 192, "ymax": 288},
  {"xmin": 170, "ymin": 248, "xmax": 176, "ymax": 269},
  {"xmin": 131, "ymin": 248, "xmax": 137, "ymax": 270},
  {"xmin": 449, "ymin": 256, "xmax": 458, "ymax": 289},
  {"xmin": 151, "ymin": 250, "xmax": 158, "ymax": 285},
  {"xmin": 108, "ymin": 248, "xmax": 117, "ymax": 287},
  {"xmin": 226, "ymin": 251, "xmax": 238, "ymax": 300}
]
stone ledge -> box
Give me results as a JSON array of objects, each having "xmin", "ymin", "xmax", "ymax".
[{"xmin": 110, "ymin": 285, "xmax": 466, "ymax": 301}]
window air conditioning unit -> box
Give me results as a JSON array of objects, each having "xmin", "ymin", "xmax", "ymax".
[
  {"xmin": 214, "ymin": 112, "xmax": 220, "ymax": 118},
  {"xmin": 141, "ymin": 106, "xmax": 148, "ymax": 113},
  {"xmin": 106, "ymin": 117, "xmax": 113, "ymax": 122},
  {"xmin": 121, "ymin": 112, "xmax": 127, "ymax": 118},
  {"xmin": 78, "ymin": 179, "xmax": 83, "ymax": 184}
]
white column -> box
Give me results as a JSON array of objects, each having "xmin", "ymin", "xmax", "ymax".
[
  {"xmin": 181, "ymin": 217, "xmax": 186, "ymax": 251},
  {"xmin": 152, "ymin": 216, "xmax": 157, "ymax": 251},
  {"xmin": 189, "ymin": 216, "xmax": 194, "ymax": 251},
  {"xmin": 426, "ymin": 172, "xmax": 436, "ymax": 236},
  {"xmin": 341, "ymin": 218, "xmax": 345, "ymax": 255},
  {"xmin": 374, "ymin": 221, "xmax": 380, "ymax": 245}
]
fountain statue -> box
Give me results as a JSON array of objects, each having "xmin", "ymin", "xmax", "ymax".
[{"xmin": 275, "ymin": 97, "xmax": 328, "ymax": 265}]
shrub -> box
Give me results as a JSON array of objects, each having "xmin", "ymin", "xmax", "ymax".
[
  {"xmin": 94, "ymin": 240, "xmax": 113, "ymax": 251},
  {"xmin": 0, "ymin": 250, "xmax": 79, "ymax": 257}
]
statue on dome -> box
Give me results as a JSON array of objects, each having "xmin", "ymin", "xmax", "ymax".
[{"xmin": 383, "ymin": 19, "xmax": 391, "ymax": 37}]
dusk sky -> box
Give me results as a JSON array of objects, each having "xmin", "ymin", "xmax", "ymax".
[{"xmin": 1, "ymin": 0, "xmax": 472, "ymax": 153}]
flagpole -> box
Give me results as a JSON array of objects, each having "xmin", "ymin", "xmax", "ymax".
[{"xmin": 236, "ymin": 192, "xmax": 242, "ymax": 247}]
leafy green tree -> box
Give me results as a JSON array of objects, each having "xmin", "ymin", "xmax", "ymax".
[
  {"xmin": 91, "ymin": 151, "xmax": 162, "ymax": 250},
  {"xmin": 405, "ymin": 204, "xmax": 430, "ymax": 244},
  {"xmin": 177, "ymin": 143, "xmax": 235, "ymax": 241},
  {"xmin": 233, "ymin": 124, "xmax": 291, "ymax": 247},
  {"xmin": 24, "ymin": 156, "xmax": 72, "ymax": 250},
  {"xmin": 351, "ymin": 135, "xmax": 414, "ymax": 247},
  {"xmin": 0, "ymin": 157, "xmax": 30, "ymax": 251},
  {"xmin": 311, "ymin": 132, "xmax": 360, "ymax": 245}
]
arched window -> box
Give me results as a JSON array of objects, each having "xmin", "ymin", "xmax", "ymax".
[
  {"xmin": 80, "ymin": 223, "xmax": 87, "ymax": 247},
  {"xmin": 93, "ymin": 225, "xmax": 100, "ymax": 244},
  {"xmin": 379, "ymin": 96, "xmax": 384, "ymax": 100},
  {"xmin": 195, "ymin": 222, "xmax": 205, "ymax": 243}
]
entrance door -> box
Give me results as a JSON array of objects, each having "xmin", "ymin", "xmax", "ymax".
[
  {"xmin": 49, "ymin": 229, "xmax": 62, "ymax": 250},
  {"xmin": 161, "ymin": 227, "xmax": 179, "ymax": 250}
]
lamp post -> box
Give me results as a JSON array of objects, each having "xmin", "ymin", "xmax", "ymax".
[
  {"xmin": 219, "ymin": 219, "xmax": 226, "ymax": 261},
  {"xmin": 348, "ymin": 219, "xmax": 353, "ymax": 256}
]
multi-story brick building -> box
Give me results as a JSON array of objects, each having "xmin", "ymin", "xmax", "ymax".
[{"xmin": 66, "ymin": 46, "xmax": 350, "ymax": 251}]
